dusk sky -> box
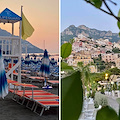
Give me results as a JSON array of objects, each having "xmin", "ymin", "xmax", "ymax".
[
  {"xmin": 0, "ymin": 0, "xmax": 59, "ymax": 53},
  {"xmin": 61, "ymin": 0, "xmax": 120, "ymax": 33}
]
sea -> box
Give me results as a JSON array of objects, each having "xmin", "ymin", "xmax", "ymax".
[{"xmin": 22, "ymin": 53, "xmax": 59, "ymax": 64}]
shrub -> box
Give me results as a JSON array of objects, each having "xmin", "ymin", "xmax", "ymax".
[
  {"xmin": 101, "ymin": 86, "xmax": 105, "ymax": 94},
  {"xmin": 91, "ymin": 90, "xmax": 96, "ymax": 98},
  {"xmin": 109, "ymin": 84, "xmax": 112, "ymax": 92},
  {"xmin": 118, "ymin": 85, "xmax": 120, "ymax": 90},
  {"xmin": 94, "ymin": 92, "xmax": 108, "ymax": 108},
  {"xmin": 94, "ymin": 100, "xmax": 99, "ymax": 108},
  {"xmin": 112, "ymin": 82, "xmax": 117, "ymax": 90},
  {"xmin": 87, "ymin": 91, "xmax": 91, "ymax": 98},
  {"xmin": 87, "ymin": 90, "xmax": 96, "ymax": 98}
]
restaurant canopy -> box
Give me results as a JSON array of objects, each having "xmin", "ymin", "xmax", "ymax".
[{"xmin": 0, "ymin": 8, "xmax": 22, "ymax": 23}]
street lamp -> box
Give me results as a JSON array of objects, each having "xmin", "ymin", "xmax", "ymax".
[
  {"xmin": 105, "ymin": 73, "xmax": 109, "ymax": 80},
  {"xmin": 105, "ymin": 73, "xmax": 109, "ymax": 93}
]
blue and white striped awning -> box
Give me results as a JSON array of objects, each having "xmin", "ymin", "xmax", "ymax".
[{"xmin": 0, "ymin": 8, "xmax": 22, "ymax": 23}]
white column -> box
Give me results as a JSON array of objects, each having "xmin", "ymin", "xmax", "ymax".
[
  {"xmin": 12, "ymin": 23, "xmax": 14, "ymax": 55},
  {"xmin": 11, "ymin": 58, "xmax": 13, "ymax": 80},
  {"xmin": 11, "ymin": 23, "xmax": 14, "ymax": 80},
  {"xmin": 2, "ymin": 40, "xmax": 3, "ymax": 56},
  {"xmin": 26, "ymin": 44, "xmax": 27, "ymax": 56},
  {"xmin": 12, "ymin": 23, "xmax": 14, "ymax": 35},
  {"xmin": 18, "ymin": 6, "xmax": 23, "ymax": 87}
]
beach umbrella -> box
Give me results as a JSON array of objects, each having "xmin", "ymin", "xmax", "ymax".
[
  {"xmin": 30, "ymin": 57, "xmax": 33, "ymax": 63},
  {"xmin": 33, "ymin": 56, "xmax": 37, "ymax": 64},
  {"xmin": 40, "ymin": 49, "xmax": 51, "ymax": 88},
  {"xmin": 25, "ymin": 54, "xmax": 30, "ymax": 65},
  {"xmin": 21, "ymin": 57, "xmax": 24, "ymax": 61},
  {"xmin": 0, "ymin": 49, "xmax": 8, "ymax": 99},
  {"xmin": 14, "ymin": 59, "xmax": 18, "ymax": 64},
  {"xmin": 40, "ymin": 49, "xmax": 50, "ymax": 77},
  {"xmin": 50, "ymin": 58, "xmax": 56, "ymax": 66},
  {"xmin": 37, "ymin": 58, "xmax": 41, "ymax": 64}
]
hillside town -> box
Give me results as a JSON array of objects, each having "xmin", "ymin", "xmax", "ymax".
[{"xmin": 66, "ymin": 34, "xmax": 120, "ymax": 72}]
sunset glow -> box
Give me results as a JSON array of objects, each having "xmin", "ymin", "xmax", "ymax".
[{"xmin": 0, "ymin": 0, "xmax": 59, "ymax": 53}]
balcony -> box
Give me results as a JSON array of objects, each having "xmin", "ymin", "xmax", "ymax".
[{"xmin": 0, "ymin": 36, "xmax": 20, "ymax": 57}]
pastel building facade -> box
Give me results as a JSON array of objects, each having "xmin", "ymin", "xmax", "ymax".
[
  {"xmin": 89, "ymin": 65, "xmax": 97, "ymax": 73},
  {"xmin": 67, "ymin": 53, "xmax": 93, "ymax": 66},
  {"xmin": 102, "ymin": 53, "xmax": 118, "ymax": 63},
  {"xmin": 72, "ymin": 41, "xmax": 87, "ymax": 52},
  {"xmin": 115, "ymin": 58, "xmax": 120, "ymax": 69}
]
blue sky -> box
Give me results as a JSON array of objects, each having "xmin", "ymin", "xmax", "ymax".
[{"xmin": 61, "ymin": 0, "xmax": 120, "ymax": 33}]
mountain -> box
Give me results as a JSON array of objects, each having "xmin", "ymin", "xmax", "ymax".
[
  {"xmin": 61, "ymin": 25, "xmax": 120, "ymax": 44},
  {"xmin": 21, "ymin": 40, "xmax": 43, "ymax": 53},
  {"xmin": 0, "ymin": 28, "xmax": 44, "ymax": 53}
]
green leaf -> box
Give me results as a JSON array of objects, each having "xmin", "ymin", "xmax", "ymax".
[
  {"xmin": 62, "ymin": 71, "xmax": 83, "ymax": 120},
  {"xmin": 118, "ymin": 9, "xmax": 120, "ymax": 17},
  {"xmin": 119, "ymin": 32, "xmax": 120, "ymax": 37},
  {"xmin": 117, "ymin": 10, "xmax": 120, "ymax": 30},
  {"xmin": 117, "ymin": 98, "xmax": 120, "ymax": 120},
  {"xmin": 69, "ymin": 39, "xmax": 75, "ymax": 44},
  {"xmin": 61, "ymin": 62, "xmax": 73, "ymax": 71},
  {"xmin": 117, "ymin": 21, "xmax": 120, "ymax": 29},
  {"xmin": 96, "ymin": 106, "xmax": 118, "ymax": 120},
  {"xmin": 91, "ymin": 0, "xmax": 102, "ymax": 8},
  {"xmin": 61, "ymin": 43, "xmax": 72, "ymax": 58}
]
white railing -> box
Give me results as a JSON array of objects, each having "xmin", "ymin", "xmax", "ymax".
[
  {"xmin": 6, "ymin": 59, "xmax": 21, "ymax": 79},
  {"xmin": 0, "ymin": 36, "xmax": 20, "ymax": 56},
  {"xmin": 0, "ymin": 36, "xmax": 20, "ymax": 40}
]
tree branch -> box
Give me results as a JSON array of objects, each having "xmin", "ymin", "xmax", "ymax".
[
  {"xmin": 85, "ymin": 0, "xmax": 120, "ymax": 22},
  {"xmin": 85, "ymin": 0, "xmax": 112, "ymax": 15},
  {"xmin": 103, "ymin": 0, "xmax": 120, "ymax": 21},
  {"xmin": 107, "ymin": 0, "xmax": 117, "ymax": 5},
  {"xmin": 103, "ymin": 0, "xmax": 116, "ymax": 17}
]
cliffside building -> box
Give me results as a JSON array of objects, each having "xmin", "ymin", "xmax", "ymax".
[{"xmin": 102, "ymin": 53, "xmax": 118, "ymax": 63}]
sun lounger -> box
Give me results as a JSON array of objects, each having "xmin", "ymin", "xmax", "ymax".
[
  {"xmin": 13, "ymin": 73, "xmax": 30, "ymax": 78},
  {"xmin": 13, "ymin": 90, "xmax": 47, "ymax": 96},
  {"xmin": 12, "ymin": 88, "xmax": 58, "ymax": 112},
  {"xmin": 34, "ymin": 100, "xmax": 59, "ymax": 116},
  {"xmin": 25, "ymin": 93, "xmax": 59, "ymax": 111},
  {"xmin": 9, "ymin": 89, "xmax": 14, "ymax": 93},
  {"xmin": 47, "ymin": 80, "xmax": 59, "ymax": 84},
  {"xmin": 37, "ymin": 101, "xmax": 59, "ymax": 106},
  {"xmin": 15, "ymin": 91, "xmax": 48, "ymax": 97},
  {"xmin": 25, "ymin": 92, "xmax": 54, "ymax": 96},
  {"xmin": 14, "ymin": 90, "xmax": 48, "ymax": 105},
  {"xmin": 9, "ymin": 82, "xmax": 39, "ymax": 103},
  {"xmin": 7, "ymin": 79, "xmax": 18, "ymax": 83},
  {"xmin": 7, "ymin": 79, "xmax": 20, "ymax": 93},
  {"xmin": 8, "ymin": 80, "xmax": 59, "ymax": 116},
  {"xmin": 27, "ymin": 76, "xmax": 44, "ymax": 83},
  {"xmin": 19, "ymin": 92, "xmax": 57, "ymax": 104},
  {"xmin": 29, "ymin": 96, "xmax": 59, "ymax": 101},
  {"xmin": 21, "ymin": 70, "xmax": 31, "ymax": 74},
  {"xmin": 15, "ymin": 90, "xmax": 45, "ymax": 92},
  {"xmin": 47, "ymin": 80, "xmax": 59, "ymax": 87},
  {"xmin": 36, "ymin": 77, "xmax": 44, "ymax": 80}
]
